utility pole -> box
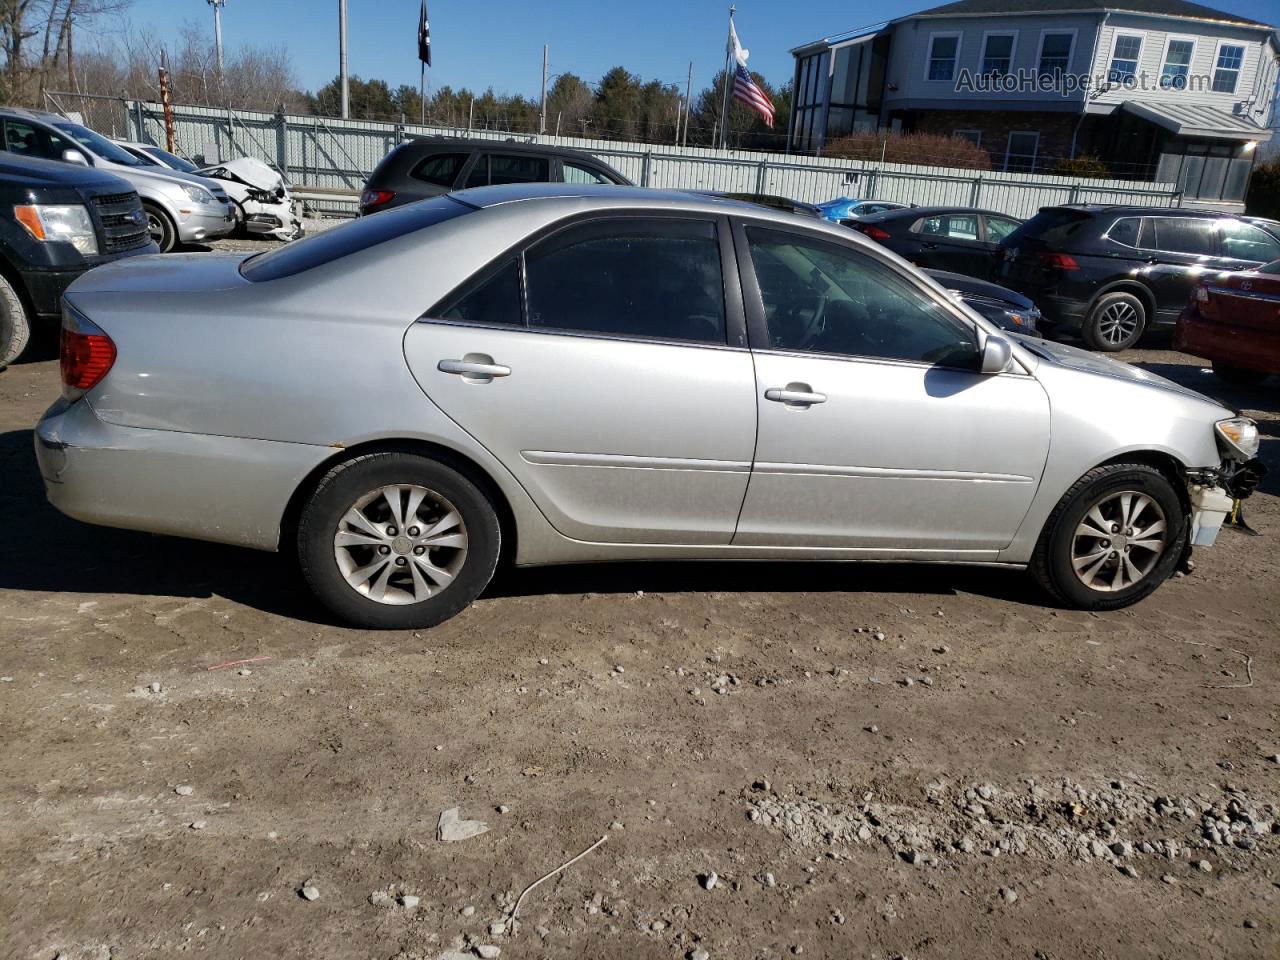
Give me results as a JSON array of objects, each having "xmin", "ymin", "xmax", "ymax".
[
  {"xmin": 539, "ymin": 45, "xmax": 548, "ymax": 136},
  {"xmin": 681, "ymin": 61, "xmax": 692, "ymax": 147},
  {"xmin": 718, "ymin": 5, "xmax": 736, "ymax": 150},
  {"xmin": 338, "ymin": 0, "xmax": 349, "ymax": 118},
  {"xmin": 207, "ymin": 0, "xmax": 226, "ymax": 76}
]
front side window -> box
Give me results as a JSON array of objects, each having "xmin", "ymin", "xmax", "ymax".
[
  {"xmin": 524, "ymin": 218, "xmax": 725, "ymax": 343},
  {"xmin": 1212, "ymin": 44, "xmax": 1244, "ymax": 93},
  {"xmin": 1038, "ymin": 32, "xmax": 1074, "ymax": 76},
  {"xmin": 747, "ymin": 227, "xmax": 978, "ymax": 368},
  {"xmin": 927, "ymin": 34, "xmax": 960, "ymax": 81},
  {"xmin": 1219, "ymin": 220, "xmax": 1280, "ymax": 263},
  {"xmin": 464, "ymin": 153, "xmax": 551, "ymax": 188},
  {"xmin": 143, "ymin": 145, "xmax": 198, "ymax": 173},
  {"xmin": 1004, "ymin": 131, "xmax": 1040, "ymax": 173},
  {"xmin": 982, "ymin": 33, "xmax": 1015, "ymax": 75},
  {"xmin": 1150, "ymin": 217, "xmax": 1217, "ymax": 256},
  {"xmin": 562, "ymin": 161, "xmax": 613, "ymax": 184},
  {"xmin": 1109, "ymin": 34, "xmax": 1143, "ymax": 83},
  {"xmin": 1160, "ymin": 39, "xmax": 1194, "ymax": 89},
  {"xmin": 918, "ymin": 214, "xmax": 980, "ymax": 241},
  {"xmin": 412, "ymin": 152, "xmax": 468, "ymax": 187},
  {"xmin": 3, "ymin": 119, "xmax": 75, "ymax": 160}
]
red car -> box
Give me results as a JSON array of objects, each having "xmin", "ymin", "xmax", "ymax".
[{"xmin": 1176, "ymin": 260, "xmax": 1280, "ymax": 384}]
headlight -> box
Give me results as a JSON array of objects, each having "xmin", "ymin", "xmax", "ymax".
[
  {"xmin": 1215, "ymin": 417, "xmax": 1260, "ymax": 460},
  {"xmin": 181, "ymin": 184, "xmax": 215, "ymax": 204},
  {"xmin": 13, "ymin": 203, "xmax": 98, "ymax": 256}
]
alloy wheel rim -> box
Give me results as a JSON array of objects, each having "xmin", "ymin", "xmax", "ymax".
[
  {"xmin": 333, "ymin": 484, "xmax": 468, "ymax": 605},
  {"xmin": 1071, "ymin": 490, "xmax": 1167, "ymax": 592},
  {"xmin": 1097, "ymin": 301, "xmax": 1139, "ymax": 345},
  {"xmin": 146, "ymin": 213, "xmax": 165, "ymax": 245}
]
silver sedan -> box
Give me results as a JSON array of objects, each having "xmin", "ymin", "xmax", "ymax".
[{"xmin": 35, "ymin": 185, "xmax": 1263, "ymax": 629}]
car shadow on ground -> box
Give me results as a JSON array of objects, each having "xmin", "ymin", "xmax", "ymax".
[{"xmin": 1, "ymin": 426, "xmax": 1050, "ymax": 623}]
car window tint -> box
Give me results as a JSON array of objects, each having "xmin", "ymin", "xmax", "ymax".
[
  {"xmin": 563, "ymin": 161, "xmax": 612, "ymax": 184},
  {"xmin": 1219, "ymin": 221, "xmax": 1280, "ymax": 263},
  {"xmin": 986, "ymin": 216, "xmax": 1020, "ymax": 242},
  {"xmin": 1151, "ymin": 218, "xmax": 1216, "ymax": 256},
  {"xmin": 1004, "ymin": 208, "xmax": 1090, "ymax": 246},
  {"xmin": 435, "ymin": 259, "xmax": 522, "ymax": 326},
  {"xmin": 412, "ymin": 152, "xmax": 468, "ymax": 187},
  {"xmin": 746, "ymin": 227, "xmax": 979, "ymax": 368},
  {"xmin": 241, "ymin": 195, "xmax": 473, "ymax": 282},
  {"xmin": 4, "ymin": 119, "xmax": 73, "ymax": 160},
  {"xmin": 524, "ymin": 218, "xmax": 725, "ymax": 343},
  {"xmin": 1107, "ymin": 217, "xmax": 1142, "ymax": 247}
]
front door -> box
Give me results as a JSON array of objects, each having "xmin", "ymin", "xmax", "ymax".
[
  {"xmin": 1141, "ymin": 216, "xmax": 1221, "ymax": 321},
  {"xmin": 733, "ymin": 222, "xmax": 1050, "ymax": 552},
  {"xmin": 404, "ymin": 215, "xmax": 757, "ymax": 544}
]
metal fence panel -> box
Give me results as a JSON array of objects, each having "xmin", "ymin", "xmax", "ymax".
[{"xmin": 123, "ymin": 100, "xmax": 1182, "ymax": 219}]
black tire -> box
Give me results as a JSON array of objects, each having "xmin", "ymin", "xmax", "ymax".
[
  {"xmin": 1082, "ymin": 291, "xmax": 1146, "ymax": 352},
  {"xmin": 1031, "ymin": 463, "xmax": 1187, "ymax": 610},
  {"xmin": 1212, "ymin": 362, "xmax": 1267, "ymax": 385},
  {"xmin": 143, "ymin": 202, "xmax": 177, "ymax": 253},
  {"xmin": 297, "ymin": 452, "xmax": 500, "ymax": 629},
  {"xmin": 0, "ymin": 271, "xmax": 31, "ymax": 367},
  {"xmin": 230, "ymin": 200, "xmax": 248, "ymax": 238}
]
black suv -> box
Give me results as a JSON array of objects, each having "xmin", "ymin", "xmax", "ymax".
[
  {"xmin": 996, "ymin": 205, "xmax": 1280, "ymax": 351},
  {"xmin": 360, "ymin": 138, "xmax": 631, "ymax": 215},
  {"xmin": 0, "ymin": 152, "xmax": 154, "ymax": 365}
]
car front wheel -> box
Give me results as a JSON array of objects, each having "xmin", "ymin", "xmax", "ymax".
[
  {"xmin": 0, "ymin": 272, "xmax": 31, "ymax": 367},
  {"xmin": 1082, "ymin": 291, "xmax": 1146, "ymax": 352},
  {"xmin": 144, "ymin": 203, "xmax": 177, "ymax": 253},
  {"xmin": 1031, "ymin": 463, "xmax": 1186, "ymax": 610},
  {"xmin": 297, "ymin": 452, "xmax": 501, "ymax": 629}
]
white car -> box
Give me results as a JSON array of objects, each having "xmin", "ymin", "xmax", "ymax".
[{"xmin": 115, "ymin": 142, "xmax": 303, "ymax": 242}]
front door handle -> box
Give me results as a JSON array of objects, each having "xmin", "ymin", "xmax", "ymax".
[
  {"xmin": 438, "ymin": 357, "xmax": 511, "ymax": 381},
  {"xmin": 765, "ymin": 386, "xmax": 827, "ymax": 407}
]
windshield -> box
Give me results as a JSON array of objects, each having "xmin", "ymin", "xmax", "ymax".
[
  {"xmin": 54, "ymin": 121, "xmax": 151, "ymax": 166},
  {"xmin": 144, "ymin": 145, "xmax": 198, "ymax": 173}
]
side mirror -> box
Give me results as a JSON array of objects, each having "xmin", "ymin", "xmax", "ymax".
[
  {"xmin": 61, "ymin": 149, "xmax": 89, "ymax": 166},
  {"xmin": 980, "ymin": 335, "xmax": 1013, "ymax": 375}
]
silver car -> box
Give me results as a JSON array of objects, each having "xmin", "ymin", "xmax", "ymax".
[{"xmin": 34, "ymin": 185, "xmax": 1264, "ymax": 629}]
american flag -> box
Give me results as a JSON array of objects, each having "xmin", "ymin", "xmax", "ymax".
[{"xmin": 728, "ymin": 21, "xmax": 774, "ymax": 127}]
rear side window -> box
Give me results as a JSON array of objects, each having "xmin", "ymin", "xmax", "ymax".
[
  {"xmin": 1219, "ymin": 220, "xmax": 1280, "ymax": 263},
  {"xmin": 1107, "ymin": 217, "xmax": 1142, "ymax": 247},
  {"xmin": 985, "ymin": 216, "xmax": 1021, "ymax": 242},
  {"xmin": 436, "ymin": 259, "xmax": 522, "ymax": 326},
  {"xmin": 465, "ymin": 153, "xmax": 551, "ymax": 188},
  {"xmin": 1150, "ymin": 218, "xmax": 1216, "ymax": 256},
  {"xmin": 1005, "ymin": 208, "xmax": 1091, "ymax": 247},
  {"xmin": 411, "ymin": 152, "xmax": 468, "ymax": 187},
  {"xmin": 917, "ymin": 214, "xmax": 979, "ymax": 240},
  {"xmin": 240, "ymin": 195, "xmax": 472, "ymax": 282},
  {"xmin": 563, "ymin": 161, "xmax": 614, "ymax": 184},
  {"xmin": 524, "ymin": 218, "xmax": 725, "ymax": 343}
]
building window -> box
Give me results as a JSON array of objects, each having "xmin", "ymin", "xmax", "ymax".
[
  {"xmin": 981, "ymin": 32, "xmax": 1016, "ymax": 76},
  {"xmin": 1160, "ymin": 38, "xmax": 1195, "ymax": 89},
  {"xmin": 1108, "ymin": 34, "xmax": 1143, "ymax": 83},
  {"xmin": 790, "ymin": 49, "xmax": 829, "ymax": 152},
  {"xmin": 1004, "ymin": 131, "xmax": 1039, "ymax": 173},
  {"xmin": 1212, "ymin": 43, "xmax": 1244, "ymax": 93},
  {"xmin": 953, "ymin": 129, "xmax": 982, "ymax": 146},
  {"xmin": 926, "ymin": 33, "xmax": 961, "ymax": 82},
  {"xmin": 1038, "ymin": 31, "xmax": 1074, "ymax": 77}
]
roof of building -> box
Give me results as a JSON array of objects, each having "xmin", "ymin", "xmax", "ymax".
[
  {"xmin": 1120, "ymin": 100, "xmax": 1269, "ymax": 139},
  {"xmin": 904, "ymin": 0, "xmax": 1271, "ymax": 28}
]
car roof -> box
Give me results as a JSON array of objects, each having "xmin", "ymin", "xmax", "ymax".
[
  {"xmin": 862, "ymin": 205, "xmax": 1011, "ymax": 222},
  {"xmin": 0, "ymin": 150, "xmax": 130, "ymax": 189},
  {"xmin": 398, "ymin": 136, "xmax": 615, "ymax": 160},
  {"xmin": 1043, "ymin": 204, "xmax": 1250, "ymax": 218},
  {"xmin": 0, "ymin": 106, "xmax": 65, "ymax": 122}
]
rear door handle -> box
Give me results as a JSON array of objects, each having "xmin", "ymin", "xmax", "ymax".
[
  {"xmin": 438, "ymin": 357, "xmax": 511, "ymax": 380},
  {"xmin": 765, "ymin": 387, "xmax": 827, "ymax": 407}
]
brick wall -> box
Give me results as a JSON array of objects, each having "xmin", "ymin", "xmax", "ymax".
[{"xmin": 909, "ymin": 110, "xmax": 1082, "ymax": 172}]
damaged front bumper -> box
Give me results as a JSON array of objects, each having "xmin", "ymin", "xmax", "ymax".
[{"xmin": 1185, "ymin": 458, "xmax": 1267, "ymax": 546}]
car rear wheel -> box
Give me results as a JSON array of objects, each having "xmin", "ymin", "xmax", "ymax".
[
  {"xmin": 1031, "ymin": 463, "xmax": 1186, "ymax": 610},
  {"xmin": 0, "ymin": 272, "xmax": 31, "ymax": 367},
  {"xmin": 143, "ymin": 203, "xmax": 177, "ymax": 253},
  {"xmin": 1212, "ymin": 362, "xmax": 1268, "ymax": 385},
  {"xmin": 1082, "ymin": 292, "xmax": 1146, "ymax": 352},
  {"xmin": 297, "ymin": 452, "xmax": 500, "ymax": 629}
]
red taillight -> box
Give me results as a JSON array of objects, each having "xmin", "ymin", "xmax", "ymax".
[
  {"xmin": 60, "ymin": 312, "xmax": 115, "ymax": 396},
  {"xmin": 1037, "ymin": 251, "xmax": 1079, "ymax": 271},
  {"xmin": 359, "ymin": 188, "xmax": 395, "ymax": 212},
  {"xmin": 857, "ymin": 225, "xmax": 891, "ymax": 241}
]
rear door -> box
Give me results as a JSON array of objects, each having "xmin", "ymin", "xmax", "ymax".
[
  {"xmin": 404, "ymin": 213, "xmax": 757, "ymax": 544},
  {"xmin": 912, "ymin": 212, "xmax": 989, "ymax": 275}
]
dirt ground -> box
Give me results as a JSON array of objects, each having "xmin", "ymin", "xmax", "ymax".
[{"xmin": 0, "ymin": 326, "xmax": 1277, "ymax": 960}]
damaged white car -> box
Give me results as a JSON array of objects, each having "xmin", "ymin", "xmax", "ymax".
[{"xmin": 114, "ymin": 142, "xmax": 303, "ymax": 242}]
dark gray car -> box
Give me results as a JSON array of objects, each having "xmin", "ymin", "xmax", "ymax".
[{"xmin": 360, "ymin": 137, "xmax": 631, "ymax": 215}]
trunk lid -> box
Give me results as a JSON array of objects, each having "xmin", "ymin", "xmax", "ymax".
[
  {"xmin": 64, "ymin": 252, "xmax": 251, "ymax": 297},
  {"xmin": 1202, "ymin": 266, "xmax": 1280, "ymax": 331}
]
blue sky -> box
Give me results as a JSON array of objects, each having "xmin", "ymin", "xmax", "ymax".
[{"xmin": 119, "ymin": 0, "xmax": 1278, "ymax": 97}]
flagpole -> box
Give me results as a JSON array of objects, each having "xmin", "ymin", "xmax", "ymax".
[
  {"xmin": 421, "ymin": 62, "xmax": 426, "ymax": 125},
  {"xmin": 718, "ymin": 5, "xmax": 735, "ymax": 150}
]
